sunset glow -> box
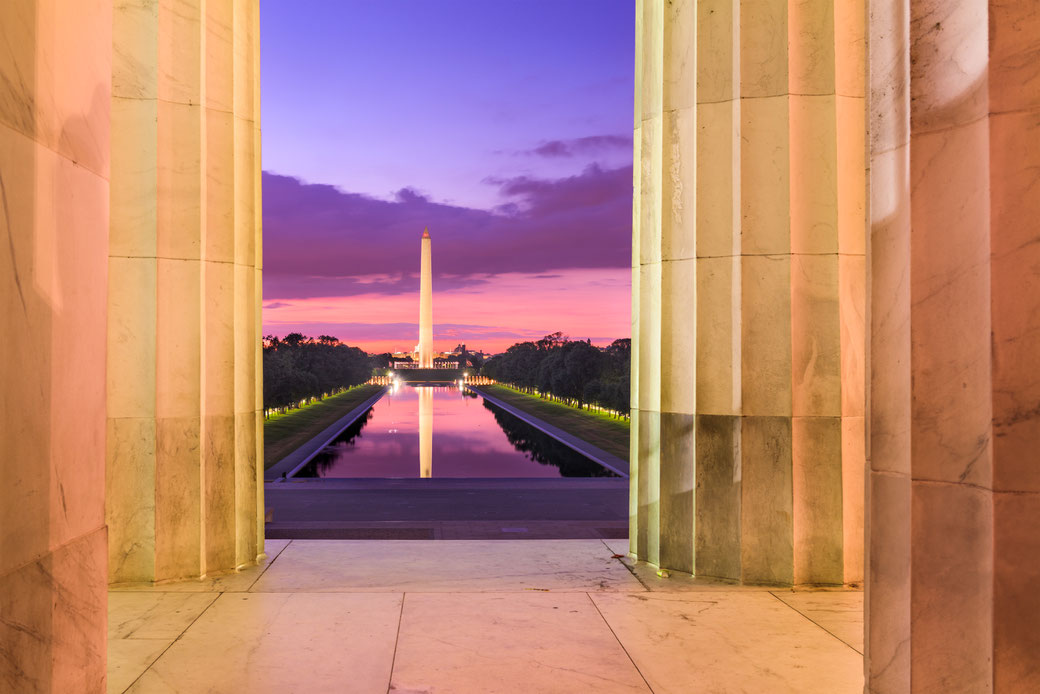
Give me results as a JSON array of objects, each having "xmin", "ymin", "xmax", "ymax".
[
  {"xmin": 262, "ymin": 268, "xmax": 631, "ymax": 354},
  {"xmin": 260, "ymin": 2, "xmax": 634, "ymax": 354}
]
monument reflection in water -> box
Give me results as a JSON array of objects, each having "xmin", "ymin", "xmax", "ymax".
[
  {"xmin": 419, "ymin": 386, "xmax": 432, "ymax": 477},
  {"xmin": 296, "ymin": 384, "xmax": 615, "ymax": 478}
]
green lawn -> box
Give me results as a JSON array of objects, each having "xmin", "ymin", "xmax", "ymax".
[
  {"xmin": 263, "ymin": 384, "xmax": 384, "ymax": 469},
  {"xmin": 479, "ymin": 384, "xmax": 630, "ymax": 460}
]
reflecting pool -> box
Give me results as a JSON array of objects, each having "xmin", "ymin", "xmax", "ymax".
[{"xmin": 294, "ymin": 384, "xmax": 616, "ymax": 478}]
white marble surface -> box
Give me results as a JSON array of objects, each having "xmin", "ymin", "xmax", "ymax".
[
  {"xmin": 606, "ymin": 539, "xmax": 781, "ymax": 593},
  {"xmin": 110, "ymin": 539, "xmax": 290, "ymax": 593},
  {"xmin": 0, "ymin": 0, "xmax": 111, "ymax": 176},
  {"xmin": 773, "ymin": 590, "xmax": 864, "ymax": 653},
  {"xmin": 592, "ymin": 591, "xmax": 864, "ymax": 693},
  {"xmin": 109, "ymin": 592, "xmax": 217, "ymax": 639},
  {"xmin": 106, "ymin": 542, "xmax": 290, "ymax": 693},
  {"xmin": 390, "ymin": 592, "xmax": 651, "ymax": 694},
  {"xmin": 250, "ymin": 539, "xmax": 644, "ymax": 593},
  {"xmin": 107, "ymin": 592, "xmax": 216, "ymax": 692},
  {"xmin": 631, "ymin": 0, "xmax": 868, "ymax": 592},
  {"xmin": 108, "ymin": 639, "xmax": 171, "ymax": 694},
  {"xmin": 105, "ymin": 0, "xmax": 265, "ymax": 587},
  {"xmin": 108, "ymin": 540, "xmax": 864, "ymax": 693},
  {"xmin": 126, "ymin": 593, "xmax": 402, "ymax": 693}
]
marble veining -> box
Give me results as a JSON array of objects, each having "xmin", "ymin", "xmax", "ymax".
[
  {"xmin": 250, "ymin": 539, "xmax": 645, "ymax": 593},
  {"xmin": 633, "ymin": 0, "xmax": 867, "ymax": 591},
  {"xmin": 109, "ymin": 539, "xmax": 290, "ymax": 593},
  {"xmin": 109, "ymin": 540, "xmax": 864, "ymax": 694},
  {"xmin": 591, "ymin": 591, "xmax": 863, "ymax": 693}
]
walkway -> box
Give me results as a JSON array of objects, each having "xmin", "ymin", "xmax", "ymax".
[{"xmin": 108, "ymin": 539, "xmax": 864, "ymax": 693}]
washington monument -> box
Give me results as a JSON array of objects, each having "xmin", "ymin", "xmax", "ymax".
[{"xmin": 418, "ymin": 227, "xmax": 433, "ymax": 368}]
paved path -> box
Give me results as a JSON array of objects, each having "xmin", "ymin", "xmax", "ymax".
[
  {"xmin": 470, "ymin": 385, "xmax": 630, "ymax": 477},
  {"xmin": 108, "ymin": 539, "xmax": 865, "ymax": 694},
  {"xmin": 264, "ymin": 386, "xmax": 389, "ymax": 481}
]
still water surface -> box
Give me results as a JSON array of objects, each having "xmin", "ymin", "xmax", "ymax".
[{"xmin": 295, "ymin": 384, "xmax": 615, "ymax": 478}]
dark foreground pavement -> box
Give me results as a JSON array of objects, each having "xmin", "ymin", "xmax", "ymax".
[{"xmin": 264, "ymin": 477, "xmax": 629, "ymax": 540}]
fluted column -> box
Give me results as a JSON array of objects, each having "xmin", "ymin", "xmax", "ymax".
[
  {"xmin": 631, "ymin": 0, "xmax": 664, "ymax": 566},
  {"xmin": 865, "ymin": 1, "xmax": 912, "ymax": 689},
  {"xmin": 632, "ymin": 0, "xmax": 866, "ymax": 586},
  {"xmin": 866, "ymin": 0, "xmax": 1040, "ymax": 691},
  {"xmin": 107, "ymin": 0, "xmax": 263, "ymax": 584},
  {"xmin": 0, "ymin": 1, "xmax": 112, "ymax": 688},
  {"xmin": 692, "ymin": 0, "xmax": 743, "ymax": 580},
  {"xmin": 988, "ymin": 2, "xmax": 1040, "ymax": 687}
]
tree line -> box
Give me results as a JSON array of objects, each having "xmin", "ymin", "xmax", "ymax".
[
  {"xmin": 263, "ymin": 333, "xmax": 373, "ymax": 414},
  {"xmin": 480, "ymin": 332, "xmax": 630, "ymax": 417}
]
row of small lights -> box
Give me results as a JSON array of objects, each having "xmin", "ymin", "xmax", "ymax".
[
  {"xmin": 377, "ymin": 372, "xmax": 488, "ymax": 389},
  {"xmin": 523, "ymin": 386, "xmax": 629, "ymax": 419},
  {"xmin": 264, "ymin": 385, "xmax": 356, "ymax": 418}
]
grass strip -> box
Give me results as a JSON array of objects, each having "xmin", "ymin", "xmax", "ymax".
[
  {"xmin": 263, "ymin": 384, "xmax": 384, "ymax": 469},
  {"xmin": 479, "ymin": 384, "xmax": 630, "ymax": 461}
]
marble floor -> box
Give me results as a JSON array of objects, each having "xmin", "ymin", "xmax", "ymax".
[{"xmin": 107, "ymin": 539, "xmax": 864, "ymax": 693}]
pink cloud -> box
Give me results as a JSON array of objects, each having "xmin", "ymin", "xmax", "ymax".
[{"xmin": 262, "ymin": 268, "xmax": 631, "ymax": 354}]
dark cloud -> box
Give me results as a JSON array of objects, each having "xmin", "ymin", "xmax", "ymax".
[
  {"xmin": 394, "ymin": 187, "xmax": 431, "ymax": 204},
  {"xmin": 262, "ymin": 272, "xmax": 491, "ymax": 301},
  {"xmin": 262, "ymin": 164, "xmax": 631, "ymax": 300},
  {"xmin": 523, "ymin": 134, "xmax": 631, "ymax": 158},
  {"xmin": 262, "ymin": 301, "xmax": 291, "ymax": 310}
]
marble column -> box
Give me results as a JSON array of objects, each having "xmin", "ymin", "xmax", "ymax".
[
  {"xmin": 0, "ymin": 0, "xmax": 112, "ymax": 689},
  {"xmin": 631, "ymin": 0, "xmax": 866, "ymax": 585},
  {"xmin": 866, "ymin": 0, "xmax": 1040, "ymax": 691},
  {"xmin": 107, "ymin": 0, "xmax": 263, "ymax": 584},
  {"xmin": 988, "ymin": 2, "xmax": 1040, "ymax": 687}
]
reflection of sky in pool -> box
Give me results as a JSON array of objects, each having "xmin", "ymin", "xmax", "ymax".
[{"xmin": 297, "ymin": 385, "xmax": 615, "ymax": 478}]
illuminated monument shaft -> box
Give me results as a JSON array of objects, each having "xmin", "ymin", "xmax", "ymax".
[{"xmin": 418, "ymin": 227, "xmax": 433, "ymax": 368}]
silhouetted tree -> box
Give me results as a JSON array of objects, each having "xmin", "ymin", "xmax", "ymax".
[
  {"xmin": 368, "ymin": 353, "xmax": 393, "ymax": 373},
  {"xmin": 262, "ymin": 333, "xmax": 372, "ymax": 413},
  {"xmin": 480, "ymin": 333, "xmax": 630, "ymax": 416}
]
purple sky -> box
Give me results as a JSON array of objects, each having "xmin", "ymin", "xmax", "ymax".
[{"xmin": 261, "ymin": 1, "xmax": 634, "ymax": 353}]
